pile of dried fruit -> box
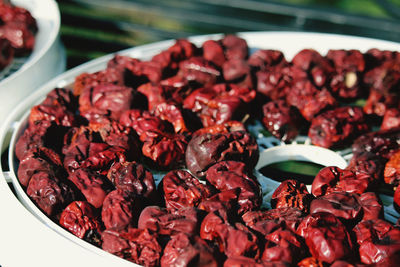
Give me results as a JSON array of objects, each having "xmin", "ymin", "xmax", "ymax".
[
  {"xmin": 0, "ymin": 0, "xmax": 37, "ymax": 71},
  {"xmin": 15, "ymin": 34, "xmax": 400, "ymax": 266}
]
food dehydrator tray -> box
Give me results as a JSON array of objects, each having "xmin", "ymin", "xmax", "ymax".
[{"xmin": 1, "ymin": 31, "xmax": 400, "ymax": 266}]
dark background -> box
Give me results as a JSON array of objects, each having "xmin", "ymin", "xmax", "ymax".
[{"xmin": 57, "ymin": 0, "xmax": 400, "ymax": 69}]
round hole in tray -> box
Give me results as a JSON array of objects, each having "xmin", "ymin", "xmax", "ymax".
[{"xmin": 255, "ymin": 144, "xmax": 348, "ymax": 191}]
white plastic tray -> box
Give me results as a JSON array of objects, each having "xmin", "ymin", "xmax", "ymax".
[
  {"xmin": 0, "ymin": 0, "xmax": 66, "ymax": 126},
  {"xmin": 2, "ymin": 31, "xmax": 400, "ymax": 267}
]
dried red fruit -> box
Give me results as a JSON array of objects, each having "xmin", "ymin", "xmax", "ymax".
[
  {"xmin": 161, "ymin": 233, "xmax": 218, "ymax": 267},
  {"xmin": 101, "ymin": 189, "xmax": 136, "ymax": 230},
  {"xmin": 200, "ymin": 210, "xmax": 260, "ymax": 259},
  {"xmin": 205, "ymin": 161, "xmax": 262, "ymax": 214},
  {"xmin": 27, "ymin": 171, "xmax": 77, "ymax": 216},
  {"xmin": 138, "ymin": 206, "xmax": 201, "ymax": 237},
  {"xmin": 161, "ymin": 169, "xmax": 215, "ymax": 210},
  {"xmin": 262, "ymin": 100, "xmax": 304, "ymax": 142},
  {"xmin": 102, "ymin": 227, "xmax": 162, "ymax": 267},
  {"xmin": 384, "ymin": 150, "xmax": 400, "ymax": 186},
  {"xmin": 358, "ymin": 192, "xmax": 383, "ymax": 221},
  {"xmin": 186, "ymin": 131, "xmax": 259, "ymax": 177},
  {"xmin": 60, "ymin": 201, "xmax": 102, "ymax": 247},
  {"xmin": 310, "ymin": 191, "xmax": 362, "ymax": 222},
  {"xmin": 308, "ymin": 106, "xmax": 369, "ymax": 148},
  {"xmin": 68, "ymin": 169, "xmax": 113, "ymax": 209},
  {"xmin": 296, "ymin": 212, "xmax": 353, "ymax": 263},
  {"xmin": 271, "ymin": 179, "xmax": 314, "ymax": 213}
]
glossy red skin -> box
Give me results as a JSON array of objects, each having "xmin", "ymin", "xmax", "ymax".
[
  {"xmin": 261, "ymin": 229, "xmax": 304, "ymax": 264},
  {"xmin": 308, "ymin": 106, "xmax": 369, "ymax": 148},
  {"xmin": 178, "ymin": 56, "xmax": 220, "ymax": 87},
  {"xmin": 101, "ymin": 227, "xmax": 162, "ymax": 267},
  {"xmin": 262, "ymin": 100, "xmax": 303, "ymax": 142},
  {"xmin": 79, "ymin": 84, "xmax": 134, "ymax": 120},
  {"xmin": 200, "ymin": 210, "xmax": 260, "ymax": 259},
  {"xmin": 161, "ymin": 169, "xmax": 215, "ymax": 210},
  {"xmin": 381, "ymin": 108, "xmax": 400, "ymax": 131},
  {"xmin": 352, "ymin": 127, "xmax": 400, "ymax": 160},
  {"xmin": 60, "ymin": 201, "xmax": 102, "ymax": 246},
  {"xmin": 197, "ymin": 188, "xmax": 240, "ymax": 213},
  {"xmin": 205, "ymin": 161, "xmax": 262, "ymax": 214},
  {"xmin": 152, "ymin": 101, "xmax": 188, "ymax": 133},
  {"xmin": 67, "ymin": 169, "xmax": 112, "ymax": 209},
  {"xmin": 138, "ymin": 206, "xmax": 200, "ymax": 236},
  {"xmin": 296, "ymin": 212, "xmax": 353, "ymax": 264},
  {"xmin": 224, "ymin": 256, "xmax": 290, "ymax": 267},
  {"xmin": 326, "ymin": 49, "xmax": 365, "ymax": 99},
  {"xmin": 363, "ymin": 90, "xmax": 399, "ymax": 117},
  {"xmin": 183, "ymin": 83, "xmax": 256, "ymax": 127},
  {"xmin": 242, "ymin": 207, "xmax": 305, "ymax": 234},
  {"xmin": 107, "ymin": 161, "xmax": 156, "ymax": 199},
  {"xmin": 346, "ymin": 152, "xmax": 385, "ymax": 181},
  {"xmin": 255, "ymin": 65, "xmax": 292, "ymax": 101},
  {"xmin": 141, "ymin": 130, "xmax": 187, "ymax": 169},
  {"xmin": 17, "ymin": 147, "xmax": 63, "ymax": 187},
  {"xmin": 222, "ymin": 58, "xmax": 253, "ymax": 88},
  {"xmin": 271, "ymin": 179, "xmax": 314, "ymax": 213},
  {"xmin": 88, "ymin": 119, "xmax": 140, "ymax": 156},
  {"xmin": 151, "ymin": 39, "xmax": 198, "ymax": 71},
  {"xmin": 312, "ymin": 166, "xmax": 373, "ymax": 197},
  {"xmin": 310, "ymin": 192, "xmax": 362, "ymax": 222},
  {"xmin": 161, "ymin": 233, "xmax": 218, "ymax": 267},
  {"xmin": 353, "ymin": 219, "xmax": 400, "ymax": 265},
  {"xmin": 384, "ymin": 150, "xmax": 400, "ymax": 186},
  {"xmin": 248, "ymin": 49, "xmax": 286, "ymax": 70},
  {"xmin": 192, "ymin": 121, "xmax": 245, "ymax": 137},
  {"xmin": 297, "ymin": 257, "xmax": 325, "ymax": 267},
  {"xmin": 101, "ymin": 189, "xmax": 135, "ymax": 230},
  {"xmin": 286, "ymin": 80, "xmax": 337, "ymax": 121},
  {"xmin": 27, "ymin": 171, "xmax": 76, "ymax": 216},
  {"xmin": 186, "ymin": 131, "xmax": 259, "ymax": 177},
  {"xmin": 29, "ymin": 104, "xmax": 76, "ymax": 127},
  {"xmin": 358, "ymin": 192, "xmax": 383, "ymax": 221}
]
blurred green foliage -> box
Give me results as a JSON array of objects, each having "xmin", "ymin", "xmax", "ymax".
[{"xmin": 276, "ymin": 0, "xmax": 398, "ymax": 18}]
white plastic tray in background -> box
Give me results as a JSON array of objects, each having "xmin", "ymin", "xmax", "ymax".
[
  {"xmin": 0, "ymin": 0, "xmax": 66, "ymax": 127},
  {"xmin": 2, "ymin": 32, "xmax": 400, "ymax": 266}
]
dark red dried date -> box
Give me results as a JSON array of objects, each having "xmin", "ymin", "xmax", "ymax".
[
  {"xmin": 262, "ymin": 100, "xmax": 304, "ymax": 142},
  {"xmin": 67, "ymin": 169, "xmax": 113, "ymax": 208},
  {"xmin": 205, "ymin": 161, "xmax": 262, "ymax": 214},
  {"xmin": 27, "ymin": 171, "xmax": 76, "ymax": 216},
  {"xmin": 271, "ymin": 179, "xmax": 314, "ymax": 213},
  {"xmin": 381, "ymin": 108, "xmax": 400, "ymax": 131},
  {"xmin": 309, "ymin": 191, "xmax": 362, "ymax": 222},
  {"xmin": 102, "ymin": 227, "xmax": 162, "ymax": 267},
  {"xmin": 60, "ymin": 201, "xmax": 102, "ymax": 247},
  {"xmin": 312, "ymin": 166, "xmax": 374, "ymax": 197},
  {"xmin": 198, "ymin": 188, "xmax": 240, "ymax": 214},
  {"xmin": 358, "ymin": 192, "xmax": 383, "ymax": 221},
  {"xmin": 107, "ymin": 161, "xmax": 156, "ymax": 200},
  {"xmin": 200, "ymin": 209, "xmax": 260, "ymax": 259},
  {"xmin": 138, "ymin": 206, "xmax": 201, "ymax": 236},
  {"xmin": 262, "ymin": 229, "xmax": 304, "ymax": 264},
  {"xmin": 161, "ymin": 233, "xmax": 219, "ymax": 267},
  {"xmin": 224, "ymin": 256, "xmax": 290, "ymax": 267},
  {"xmin": 101, "ymin": 189, "xmax": 136, "ymax": 230},
  {"xmin": 308, "ymin": 106, "xmax": 369, "ymax": 149},
  {"xmin": 296, "ymin": 212, "xmax": 353, "ymax": 264},
  {"xmin": 161, "ymin": 169, "xmax": 215, "ymax": 210},
  {"xmin": 186, "ymin": 131, "xmax": 259, "ymax": 177}
]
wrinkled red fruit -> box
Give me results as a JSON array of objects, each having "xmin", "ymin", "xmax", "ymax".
[
  {"xmin": 161, "ymin": 169, "xmax": 215, "ymax": 210},
  {"xmin": 101, "ymin": 189, "xmax": 136, "ymax": 230},
  {"xmin": 60, "ymin": 201, "xmax": 102, "ymax": 247},
  {"xmin": 161, "ymin": 233, "xmax": 218, "ymax": 267},
  {"xmin": 102, "ymin": 227, "xmax": 162, "ymax": 267},
  {"xmin": 271, "ymin": 179, "xmax": 314, "ymax": 212},
  {"xmin": 296, "ymin": 212, "xmax": 353, "ymax": 263},
  {"xmin": 308, "ymin": 106, "xmax": 369, "ymax": 148},
  {"xmin": 206, "ymin": 161, "xmax": 262, "ymax": 214},
  {"xmin": 262, "ymin": 100, "xmax": 303, "ymax": 142},
  {"xmin": 138, "ymin": 206, "xmax": 201, "ymax": 236},
  {"xmin": 186, "ymin": 131, "xmax": 259, "ymax": 177},
  {"xmin": 384, "ymin": 150, "xmax": 400, "ymax": 186}
]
